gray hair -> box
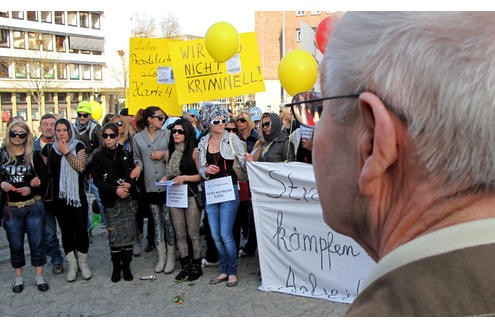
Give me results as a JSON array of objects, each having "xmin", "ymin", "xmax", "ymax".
[{"xmin": 321, "ymin": 12, "xmax": 495, "ymax": 190}]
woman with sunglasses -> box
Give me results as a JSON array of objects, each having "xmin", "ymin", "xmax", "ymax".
[
  {"xmin": 92, "ymin": 123, "xmax": 138, "ymax": 282},
  {"xmin": 160, "ymin": 118, "xmax": 203, "ymax": 281},
  {"xmin": 198, "ymin": 102, "xmax": 246, "ymax": 287},
  {"xmin": 245, "ymin": 112, "xmax": 295, "ymax": 163},
  {"xmin": 130, "ymin": 106, "xmax": 176, "ymax": 274},
  {"xmin": 1, "ymin": 121, "xmax": 48, "ymax": 293},
  {"xmin": 47, "ymin": 118, "xmax": 91, "ymax": 282}
]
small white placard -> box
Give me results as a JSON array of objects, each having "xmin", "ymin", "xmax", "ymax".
[
  {"xmin": 157, "ymin": 66, "xmax": 175, "ymax": 84},
  {"xmin": 204, "ymin": 176, "xmax": 235, "ymax": 205},
  {"xmin": 226, "ymin": 54, "xmax": 241, "ymax": 74},
  {"xmin": 155, "ymin": 180, "xmax": 175, "ymax": 187},
  {"xmin": 301, "ymin": 126, "xmax": 314, "ymax": 141},
  {"xmin": 166, "ymin": 184, "xmax": 188, "ymax": 208}
]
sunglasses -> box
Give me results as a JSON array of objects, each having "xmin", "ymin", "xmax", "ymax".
[
  {"xmin": 152, "ymin": 115, "xmax": 165, "ymax": 121},
  {"xmin": 261, "ymin": 121, "xmax": 271, "ymax": 129},
  {"xmin": 102, "ymin": 133, "xmax": 118, "ymax": 139},
  {"xmin": 211, "ymin": 119, "xmax": 226, "ymax": 126},
  {"xmin": 236, "ymin": 118, "xmax": 247, "ymax": 123},
  {"xmin": 115, "ymin": 121, "xmax": 123, "ymax": 126},
  {"xmin": 9, "ymin": 131, "xmax": 27, "ymax": 139},
  {"xmin": 171, "ymin": 129, "xmax": 185, "ymax": 135},
  {"xmin": 285, "ymin": 91, "xmax": 360, "ymax": 127},
  {"xmin": 225, "ymin": 127, "xmax": 238, "ymax": 133},
  {"xmin": 77, "ymin": 113, "xmax": 90, "ymax": 118}
]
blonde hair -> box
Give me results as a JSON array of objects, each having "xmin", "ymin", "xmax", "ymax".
[
  {"xmin": 236, "ymin": 109, "xmax": 255, "ymax": 131},
  {"xmin": 112, "ymin": 114, "xmax": 135, "ymax": 141},
  {"xmin": 5, "ymin": 120, "xmax": 34, "ymax": 165}
]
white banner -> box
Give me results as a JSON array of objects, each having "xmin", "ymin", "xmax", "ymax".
[
  {"xmin": 166, "ymin": 184, "xmax": 188, "ymax": 208},
  {"xmin": 247, "ymin": 162, "xmax": 376, "ymax": 304}
]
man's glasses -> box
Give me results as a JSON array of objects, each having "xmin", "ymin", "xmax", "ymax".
[
  {"xmin": 261, "ymin": 121, "xmax": 271, "ymax": 129},
  {"xmin": 77, "ymin": 113, "xmax": 90, "ymax": 118},
  {"xmin": 102, "ymin": 133, "xmax": 118, "ymax": 139},
  {"xmin": 9, "ymin": 131, "xmax": 27, "ymax": 139},
  {"xmin": 286, "ymin": 91, "xmax": 360, "ymax": 127},
  {"xmin": 236, "ymin": 118, "xmax": 247, "ymax": 123},
  {"xmin": 225, "ymin": 127, "xmax": 238, "ymax": 133},
  {"xmin": 211, "ymin": 119, "xmax": 226, "ymax": 126},
  {"xmin": 152, "ymin": 115, "xmax": 165, "ymax": 121},
  {"xmin": 171, "ymin": 129, "xmax": 185, "ymax": 135}
]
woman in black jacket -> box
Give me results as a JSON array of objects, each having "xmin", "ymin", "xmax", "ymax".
[{"xmin": 92, "ymin": 123, "xmax": 138, "ymax": 282}]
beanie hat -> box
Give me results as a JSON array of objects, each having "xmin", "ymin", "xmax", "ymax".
[{"xmin": 77, "ymin": 101, "xmax": 92, "ymax": 114}]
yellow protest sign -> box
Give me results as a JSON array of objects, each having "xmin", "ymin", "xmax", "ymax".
[
  {"xmin": 127, "ymin": 38, "xmax": 182, "ymax": 116},
  {"xmin": 169, "ymin": 32, "xmax": 265, "ymax": 105}
]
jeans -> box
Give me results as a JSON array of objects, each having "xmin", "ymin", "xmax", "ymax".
[
  {"xmin": 3, "ymin": 200, "xmax": 47, "ymax": 268},
  {"xmin": 205, "ymin": 186, "xmax": 240, "ymax": 276},
  {"xmin": 42, "ymin": 203, "xmax": 63, "ymax": 267}
]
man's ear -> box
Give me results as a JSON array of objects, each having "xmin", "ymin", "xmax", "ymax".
[{"xmin": 358, "ymin": 92, "xmax": 399, "ymax": 196}]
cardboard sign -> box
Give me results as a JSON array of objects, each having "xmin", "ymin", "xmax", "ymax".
[
  {"xmin": 166, "ymin": 184, "xmax": 188, "ymax": 208},
  {"xmin": 247, "ymin": 161, "xmax": 376, "ymax": 304},
  {"xmin": 127, "ymin": 37, "xmax": 182, "ymax": 116},
  {"xmin": 169, "ymin": 32, "xmax": 265, "ymax": 104},
  {"xmin": 204, "ymin": 176, "xmax": 235, "ymax": 205}
]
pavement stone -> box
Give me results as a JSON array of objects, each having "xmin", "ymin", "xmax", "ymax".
[{"xmin": 0, "ymin": 218, "xmax": 349, "ymax": 317}]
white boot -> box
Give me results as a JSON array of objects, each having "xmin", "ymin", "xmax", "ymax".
[
  {"xmin": 164, "ymin": 244, "xmax": 176, "ymax": 274},
  {"xmin": 154, "ymin": 244, "xmax": 166, "ymax": 273},
  {"xmin": 77, "ymin": 252, "xmax": 92, "ymax": 280},
  {"xmin": 66, "ymin": 251, "xmax": 78, "ymax": 282}
]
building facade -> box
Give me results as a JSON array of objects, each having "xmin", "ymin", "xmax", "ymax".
[{"xmin": 0, "ymin": 10, "xmax": 124, "ymax": 140}]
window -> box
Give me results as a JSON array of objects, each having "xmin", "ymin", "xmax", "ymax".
[
  {"xmin": 67, "ymin": 11, "xmax": 77, "ymax": 26},
  {"xmin": 43, "ymin": 63, "xmax": 55, "ymax": 79},
  {"xmin": 81, "ymin": 49, "xmax": 91, "ymax": 55},
  {"xmin": 82, "ymin": 64, "xmax": 91, "ymax": 80},
  {"xmin": 54, "ymin": 11, "xmax": 65, "ymax": 25},
  {"xmin": 56, "ymin": 35, "xmax": 66, "ymax": 52},
  {"xmin": 310, "ymin": 11, "xmax": 321, "ymax": 15},
  {"xmin": 0, "ymin": 29, "xmax": 9, "ymax": 48},
  {"xmin": 27, "ymin": 11, "xmax": 38, "ymax": 21},
  {"xmin": 296, "ymin": 28, "xmax": 301, "ymax": 42},
  {"xmin": 0, "ymin": 61, "xmax": 9, "ymax": 78},
  {"xmin": 93, "ymin": 65, "xmax": 102, "ymax": 80},
  {"xmin": 57, "ymin": 63, "xmax": 67, "ymax": 79},
  {"xmin": 92, "ymin": 50, "xmax": 102, "ymax": 55},
  {"xmin": 12, "ymin": 11, "xmax": 24, "ymax": 19},
  {"xmin": 29, "ymin": 62, "xmax": 41, "ymax": 79},
  {"xmin": 296, "ymin": 11, "xmax": 306, "ymax": 16},
  {"xmin": 13, "ymin": 31, "xmax": 25, "ymax": 49},
  {"xmin": 41, "ymin": 11, "xmax": 52, "ymax": 23},
  {"xmin": 15, "ymin": 62, "xmax": 27, "ymax": 78},
  {"xmin": 28, "ymin": 32, "xmax": 41, "ymax": 50},
  {"xmin": 91, "ymin": 13, "xmax": 101, "ymax": 29},
  {"xmin": 79, "ymin": 12, "xmax": 89, "ymax": 28},
  {"xmin": 0, "ymin": 12, "xmax": 8, "ymax": 18},
  {"xmin": 42, "ymin": 34, "xmax": 53, "ymax": 51},
  {"xmin": 69, "ymin": 63, "xmax": 79, "ymax": 80}
]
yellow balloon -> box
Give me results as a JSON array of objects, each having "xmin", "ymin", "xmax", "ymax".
[
  {"xmin": 205, "ymin": 22, "xmax": 239, "ymax": 63},
  {"xmin": 278, "ymin": 50, "xmax": 318, "ymax": 96},
  {"xmin": 90, "ymin": 101, "xmax": 103, "ymax": 121}
]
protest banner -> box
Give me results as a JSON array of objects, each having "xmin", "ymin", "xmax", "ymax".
[
  {"xmin": 247, "ymin": 161, "xmax": 376, "ymax": 304},
  {"xmin": 169, "ymin": 32, "xmax": 265, "ymax": 104},
  {"xmin": 127, "ymin": 37, "xmax": 182, "ymax": 116}
]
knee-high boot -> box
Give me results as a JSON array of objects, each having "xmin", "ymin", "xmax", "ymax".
[
  {"xmin": 154, "ymin": 244, "xmax": 166, "ymax": 273},
  {"xmin": 164, "ymin": 244, "xmax": 176, "ymax": 274},
  {"xmin": 110, "ymin": 250, "xmax": 122, "ymax": 282},
  {"xmin": 77, "ymin": 252, "xmax": 92, "ymax": 280},
  {"xmin": 175, "ymin": 256, "xmax": 191, "ymax": 281},
  {"xmin": 121, "ymin": 247, "xmax": 133, "ymax": 281},
  {"xmin": 188, "ymin": 258, "xmax": 203, "ymax": 281},
  {"xmin": 66, "ymin": 251, "xmax": 78, "ymax": 282}
]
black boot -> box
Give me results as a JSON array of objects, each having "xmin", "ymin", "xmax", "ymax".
[
  {"xmin": 121, "ymin": 247, "xmax": 134, "ymax": 281},
  {"xmin": 175, "ymin": 256, "xmax": 191, "ymax": 281},
  {"xmin": 111, "ymin": 250, "xmax": 122, "ymax": 283},
  {"xmin": 188, "ymin": 258, "xmax": 203, "ymax": 281}
]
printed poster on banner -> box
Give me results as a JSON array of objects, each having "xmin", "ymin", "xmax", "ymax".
[
  {"xmin": 127, "ymin": 37, "xmax": 182, "ymax": 116},
  {"xmin": 169, "ymin": 32, "xmax": 265, "ymax": 105},
  {"xmin": 247, "ymin": 161, "xmax": 376, "ymax": 304}
]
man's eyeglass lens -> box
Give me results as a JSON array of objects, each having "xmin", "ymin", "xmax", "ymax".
[
  {"xmin": 78, "ymin": 113, "xmax": 89, "ymax": 118},
  {"xmin": 288, "ymin": 91, "xmax": 359, "ymax": 127}
]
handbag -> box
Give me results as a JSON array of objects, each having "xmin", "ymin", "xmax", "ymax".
[
  {"xmin": 188, "ymin": 184, "xmax": 205, "ymax": 209},
  {"xmin": 228, "ymin": 133, "xmax": 248, "ymax": 182},
  {"xmin": 238, "ymin": 180, "xmax": 251, "ymax": 202}
]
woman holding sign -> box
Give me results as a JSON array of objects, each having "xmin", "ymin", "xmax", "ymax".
[
  {"xmin": 198, "ymin": 103, "xmax": 246, "ymax": 287},
  {"xmin": 92, "ymin": 123, "xmax": 138, "ymax": 283},
  {"xmin": 161, "ymin": 118, "xmax": 203, "ymax": 282}
]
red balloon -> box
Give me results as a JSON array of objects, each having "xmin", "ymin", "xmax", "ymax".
[{"xmin": 315, "ymin": 16, "xmax": 335, "ymax": 54}]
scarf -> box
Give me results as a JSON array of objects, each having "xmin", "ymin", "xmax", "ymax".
[
  {"xmin": 166, "ymin": 143, "xmax": 184, "ymax": 178},
  {"xmin": 53, "ymin": 119, "xmax": 83, "ymax": 207}
]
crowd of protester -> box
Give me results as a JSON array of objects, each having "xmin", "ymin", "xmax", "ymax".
[{"xmin": 0, "ymin": 101, "xmax": 312, "ymax": 293}]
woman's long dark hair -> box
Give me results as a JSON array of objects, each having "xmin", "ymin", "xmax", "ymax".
[
  {"xmin": 168, "ymin": 118, "xmax": 198, "ymax": 174},
  {"xmin": 138, "ymin": 106, "xmax": 167, "ymax": 128}
]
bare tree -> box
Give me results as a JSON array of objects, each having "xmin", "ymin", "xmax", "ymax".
[
  {"xmin": 131, "ymin": 12, "xmax": 182, "ymax": 38},
  {"xmin": 159, "ymin": 13, "xmax": 181, "ymax": 38}
]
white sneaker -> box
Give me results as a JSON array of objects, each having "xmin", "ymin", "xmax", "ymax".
[{"xmin": 201, "ymin": 258, "xmax": 219, "ymax": 267}]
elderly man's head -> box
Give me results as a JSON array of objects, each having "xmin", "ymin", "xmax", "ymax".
[{"xmin": 311, "ymin": 12, "xmax": 495, "ymax": 259}]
